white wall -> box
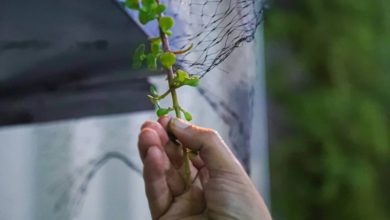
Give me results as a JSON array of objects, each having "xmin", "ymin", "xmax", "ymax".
[{"xmin": 0, "ymin": 113, "xmax": 152, "ymax": 220}]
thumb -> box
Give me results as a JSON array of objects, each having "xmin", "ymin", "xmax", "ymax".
[{"xmin": 159, "ymin": 116, "xmax": 244, "ymax": 172}]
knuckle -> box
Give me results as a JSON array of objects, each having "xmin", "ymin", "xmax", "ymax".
[
  {"xmin": 202, "ymin": 129, "xmax": 221, "ymax": 142},
  {"xmin": 141, "ymin": 120, "xmax": 158, "ymax": 130},
  {"xmin": 139, "ymin": 127, "xmax": 157, "ymax": 139}
]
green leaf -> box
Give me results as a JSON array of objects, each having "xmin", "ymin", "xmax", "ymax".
[
  {"xmin": 159, "ymin": 16, "xmax": 174, "ymax": 29},
  {"xmin": 184, "ymin": 111, "xmax": 193, "ymax": 121},
  {"xmin": 125, "ymin": 0, "xmax": 139, "ymax": 9},
  {"xmin": 133, "ymin": 44, "xmax": 146, "ymax": 68},
  {"xmin": 183, "ymin": 77, "xmax": 200, "ymax": 87},
  {"xmin": 141, "ymin": 0, "xmax": 158, "ymax": 17},
  {"xmin": 160, "ymin": 52, "xmax": 176, "ymax": 68},
  {"xmin": 165, "ymin": 30, "xmax": 173, "ymax": 36},
  {"xmin": 150, "ymin": 85, "xmax": 158, "ymax": 96},
  {"xmin": 138, "ymin": 10, "xmax": 155, "ymax": 24},
  {"xmin": 150, "ymin": 37, "xmax": 161, "ymax": 43},
  {"xmin": 146, "ymin": 53, "xmax": 158, "ymax": 70},
  {"xmin": 147, "ymin": 94, "xmax": 156, "ymax": 104},
  {"xmin": 159, "ymin": 16, "xmax": 174, "ymax": 34},
  {"xmin": 141, "ymin": 0, "xmax": 154, "ymax": 6},
  {"xmin": 155, "ymin": 4, "xmax": 166, "ymax": 14},
  {"xmin": 134, "ymin": 44, "xmax": 145, "ymax": 58},
  {"xmin": 150, "ymin": 40, "xmax": 161, "ymax": 55},
  {"xmin": 156, "ymin": 107, "xmax": 172, "ymax": 117},
  {"xmin": 176, "ymin": 69, "xmax": 189, "ymax": 82}
]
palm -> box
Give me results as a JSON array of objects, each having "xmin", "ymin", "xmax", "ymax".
[{"xmin": 159, "ymin": 183, "xmax": 205, "ymax": 219}]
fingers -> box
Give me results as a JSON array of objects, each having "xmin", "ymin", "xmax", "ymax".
[
  {"xmin": 138, "ymin": 123, "xmax": 186, "ymax": 198},
  {"xmin": 138, "ymin": 127, "xmax": 163, "ymax": 161},
  {"xmin": 158, "ymin": 116, "xmax": 244, "ymax": 173},
  {"xmin": 164, "ymin": 141, "xmax": 184, "ymax": 169},
  {"xmin": 143, "ymin": 146, "xmax": 172, "ymax": 219},
  {"xmin": 141, "ymin": 120, "xmax": 183, "ymax": 168},
  {"xmin": 141, "ymin": 120, "xmax": 169, "ymax": 145}
]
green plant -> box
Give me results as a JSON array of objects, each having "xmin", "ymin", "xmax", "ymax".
[
  {"xmin": 125, "ymin": 0, "xmax": 200, "ymax": 188},
  {"xmin": 266, "ymin": 0, "xmax": 390, "ymax": 219}
]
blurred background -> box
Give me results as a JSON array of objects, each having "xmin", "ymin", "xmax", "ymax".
[{"xmin": 265, "ymin": 0, "xmax": 390, "ymax": 219}]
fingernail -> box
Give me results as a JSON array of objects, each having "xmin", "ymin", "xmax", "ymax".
[
  {"xmin": 158, "ymin": 114, "xmax": 171, "ymax": 125},
  {"xmin": 171, "ymin": 118, "xmax": 191, "ymax": 129}
]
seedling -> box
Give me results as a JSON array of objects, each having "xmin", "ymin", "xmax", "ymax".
[{"xmin": 125, "ymin": 0, "xmax": 200, "ymax": 188}]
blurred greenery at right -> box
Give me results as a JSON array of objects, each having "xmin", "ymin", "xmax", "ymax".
[{"xmin": 265, "ymin": 0, "xmax": 390, "ymax": 219}]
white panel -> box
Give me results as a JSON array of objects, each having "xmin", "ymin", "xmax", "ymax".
[{"xmin": 0, "ymin": 126, "xmax": 35, "ymax": 220}]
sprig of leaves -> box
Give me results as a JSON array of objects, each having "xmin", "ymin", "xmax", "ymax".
[
  {"xmin": 126, "ymin": 0, "xmax": 199, "ymax": 121},
  {"xmin": 125, "ymin": 0, "xmax": 199, "ymax": 188},
  {"xmin": 125, "ymin": 0, "xmax": 166, "ymax": 24}
]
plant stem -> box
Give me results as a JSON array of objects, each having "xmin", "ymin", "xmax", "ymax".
[
  {"xmin": 156, "ymin": 0, "xmax": 192, "ymax": 189},
  {"xmin": 157, "ymin": 89, "xmax": 171, "ymax": 100}
]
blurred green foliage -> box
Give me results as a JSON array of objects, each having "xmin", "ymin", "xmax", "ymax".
[{"xmin": 265, "ymin": 0, "xmax": 390, "ymax": 219}]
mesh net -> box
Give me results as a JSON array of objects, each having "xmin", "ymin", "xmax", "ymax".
[
  {"xmin": 170, "ymin": 0, "xmax": 266, "ymax": 77},
  {"xmin": 125, "ymin": 0, "xmax": 266, "ymax": 77}
]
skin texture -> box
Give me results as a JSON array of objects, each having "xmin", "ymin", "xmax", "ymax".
[{"xmin": 138, "ymin": 115, "xmax": 272, "ymax": 220}]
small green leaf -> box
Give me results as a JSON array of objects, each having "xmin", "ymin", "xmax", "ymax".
[
  {"xmin": 159, "ymin": 16, "xmax": 174, "ymax": 29},
  {"xmin": 141, "ymin": 0, "xmax": 156, "ymax": 6},
  {"xmin": 150, "ymin": 37, "xmax": 161, "ymax": 43},
  {"xmin": 155, "ymin": 4, "xmax": 166, "ymax": 14},
  {"xmin": 183, "ymin": 77, "xmax": 200, "ymax": 87},
  {"xmin": 133, "ymin": 44, "xmax": 146, "ymax": 68},
  {"xmin": 125, "ymin": 0, "xmax": 139, "ymax": 9},
  {"xmin": 141, "ymin": 0, "xmax": 155, "ymax": 7},
  {"xmin": 134, "ymin": 44, "xmax": 145, "ymax": 58},
  {"xmin": 156, "ymin": 107, "xmax": 172, "ymax": 117},
  {"xmin": 140, "ymin": 0, "xmax": 159, "ymax": 19},
  {"xmin": 176, "ymin": 69, "xmax": 189, "ymax": 82},
  {"xmin": 160, "ymin": 52, "xmax": 176, "ymax": 68},
  {"xmin": 138, "ymin": 11, "xmax": 149, "ymax": 24},
  {"xmin": 150, "ymin": 85, "xmax": 158, "ymax": 96},
  {"xmin": 138, "ymin": 10, "xmax": 155, "ymax": 24},
  {"xmin": 184, "ymin": 111, "xmax": 193, "ymax": 121},
  {"xmin": 146, "ymin": 54, "xmax": 158, "ymax": 70},
  {"xmin": 165, "ymin": 30, "xmax": 173, "ymax": 36},
  {"xmin": 147, "ymin": 95, "xmax": 157, "ymax": 105},
  {"xmin": 159, "ymin": 16, "xmax": 174, "ymax": 34},
  {"xmin": 150, "ymin": 40, "xmax": 161, "ymax": 55}
]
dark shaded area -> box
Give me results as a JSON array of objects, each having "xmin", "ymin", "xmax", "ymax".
[{"xmin": 0, "ymin": 0, "xmax": 159, "ymax": 126}]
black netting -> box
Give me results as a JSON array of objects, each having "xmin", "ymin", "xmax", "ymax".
[
  {"xmin": 169, "ymin": 0, "xmax": 266, "ymax": 77},
  {"xmin": 123, "ymin": 0, "xmax": 266, "ymax": 76}
]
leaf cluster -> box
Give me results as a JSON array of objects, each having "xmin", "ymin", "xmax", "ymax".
[
  {"xmin": 132, "ymin": 38, "xmax": 165, "ymax": 70},
  {"xmin": 125, "ymin": 0, "xmax": 166, "ymax": 24},
  {"xmin": 125, "ymin": 0, "xmax": 198, "ymax": 120},
  {"xmin": 173, "ymin": 69, "xmax": 200, "ymax": 87}
]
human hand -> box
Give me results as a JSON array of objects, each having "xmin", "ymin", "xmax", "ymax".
[{"xmin": 138, "ymin": 116, "xmax": 272, "ymax": 220}]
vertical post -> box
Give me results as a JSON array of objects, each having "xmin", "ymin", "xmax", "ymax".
[{"xmin": 250, "ymin": 26, "xmax": 271, "ymax": 205}]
